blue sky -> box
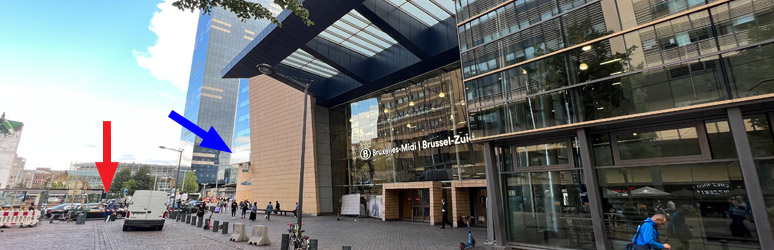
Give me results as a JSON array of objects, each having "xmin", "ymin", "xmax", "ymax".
[{"xmin": 1, "ymin": 0, "xmax": 200, "ymax": 170}]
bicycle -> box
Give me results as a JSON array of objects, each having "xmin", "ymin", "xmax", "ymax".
[
  {"xmin": 49, "ymin": 210, "xmax": 76, "ymax": 224},
  {"xmin": 287, "ymin": 223, "xmax": 310, "ymax": 250},
  {"xmin": 460, "ymin": 216, "xmax": 476, "ymax": 250}
]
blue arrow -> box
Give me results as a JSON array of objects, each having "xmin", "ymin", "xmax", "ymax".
[{"xmin": 168, "ymin": 110, "xmax": 231, "ymax": 153}]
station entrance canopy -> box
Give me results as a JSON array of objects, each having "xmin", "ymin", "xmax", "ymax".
[{"xmin": 221, "ymin": 0, "xmax": 460, "ymax": 108}]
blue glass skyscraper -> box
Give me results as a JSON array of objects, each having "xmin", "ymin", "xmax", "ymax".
[{"xmin": 181, "ymin": 4, "xmax": 277, "ymax": 184}]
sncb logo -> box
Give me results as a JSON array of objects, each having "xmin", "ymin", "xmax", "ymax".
[{"xmin": 360, "ymin": 149, "xmax": 371, "ymax": 160}]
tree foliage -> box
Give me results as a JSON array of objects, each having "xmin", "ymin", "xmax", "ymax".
[
  {"xmin": 172, "ymin": 0, "xmax": 313, "ymax": 27},
  {"xmin": 51, "ymin": 181, "xmax": 67, "ymax": 189},
  {"xmin": 182, "ymin": 171, "xmax": 199, "ymax": 193},
  {"xmin": 109, "ymin": 167, "xmax": 133, "ymax": 194},
  {"xmin": 133, "ymin": 166, "xmax": 154, "ymax": 191},
  {"xmin": 14, "ymin": 182, "xmax": 27, "ymax": 189}
]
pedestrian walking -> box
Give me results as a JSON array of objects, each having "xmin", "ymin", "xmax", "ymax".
[
  {"xmin": 294, "ymin": 202, "xmax": 299, "ymax": 217},
  {"xmin": 249, "ymin": 202, "xmax": 257, "ymax": 221},
  {"xmin": 626, "ymin": 214, "xmax": 671, "ymax": 249},
  {"xmin": 241, "ymin": 201, "xmax": 248, "ymax": 219},
  {"xmin": 274, "ymin": 201, "xmax": 280, "ymax": 215},
  {"xmin": 231, "ymin": 200, "xmax": 238, "ymax": 219},
  {"xmin": 196, "ymin": 200, "xmax": 206, "ymax": 222},
  {"xmin": 265, "ymin": 202, "xmax": 273, "ymax": 221},
  {"xmin": 440, "ymin": 199, "xmax": 452, "ymax": 229}
]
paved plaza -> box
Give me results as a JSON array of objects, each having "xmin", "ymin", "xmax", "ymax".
[{"xmin": 2, "ymin": 210, "xmax": 486, "ymax": 250}]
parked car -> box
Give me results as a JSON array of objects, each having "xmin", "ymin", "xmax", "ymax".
[
  {"xmin": 123, "ymin": 190, "xmax": 167, "ymax": 231},
  {"xmin": 45, "ymin": 203, "xmax": 77, "ymax": 219}
]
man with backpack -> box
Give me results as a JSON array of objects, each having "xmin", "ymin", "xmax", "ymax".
[{"xmin": 627, "ymin": 214, "xmax": 671, "ymax": 249}]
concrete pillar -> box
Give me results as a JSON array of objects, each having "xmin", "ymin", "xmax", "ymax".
[
  {"xmin": 429, "ymin": 182, "xmax": 443, "ymax": 225},
  {"xmin": 452, "ymin": 187, "xmax": 470, "ymax": 228},
  {"xmin": 382, "ymin": 188, "xmax": 400, "ymax": 221}
]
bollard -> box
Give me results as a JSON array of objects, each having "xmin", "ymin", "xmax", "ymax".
[
  {"xmin": 342, "ymin": 247, "xmax": 352, "ymax": 250},
  {"xmin": 212, "ymin": 220, "xmax": 219, "ymax": 232},
  {"xmin": 196, "ymin": 217, "xmax": 203, "ymax": 227},
  {"xmin": 192, "ymin": 216, "xmax": 198, "ymax": 226},
  {"xmin": 281, "ymin": 234, "xmax": 289, "ymax": 250},
  {"xmin": 185, "ymin": 214, "xmax": 191, "ymax": 223},
  {"xmin": 204, "ymin": 219, "xmax": 210, "ymax": 230},
  {"xmin": 175, "ymin": 213, "xmax": 180, "ymax": 222},
  {"xmin": 221, "ymin": 222, "xmax": 229, "ymax": 234},
  {"xmin": 309, "ymin": 239, "xmax": 318, "ymax": 250}
]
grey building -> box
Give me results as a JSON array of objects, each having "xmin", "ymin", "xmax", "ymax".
[
  {"xmin": 456, "ymin": 0, "xmax": 774, "ymax": 249},
  {"xmin": 181, "ymin": 3, "xmax": 280, "ymax": 184}
]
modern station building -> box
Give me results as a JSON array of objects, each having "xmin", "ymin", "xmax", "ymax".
[
  {"xmin": 222, "ymin": 0, "xmax": 774, "ymax": 249},
  {"xmin": 222, "ymin": 0, "xmax": 490, "ymax": 227}
]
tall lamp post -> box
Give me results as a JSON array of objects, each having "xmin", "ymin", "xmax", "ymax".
[
  {"xmin": 159, "ymin": 146, "xmax": 183, "ymax": 198},
  {"xmin": 257, "ymin": 63, "xmax": 312, "ymax": 232}
]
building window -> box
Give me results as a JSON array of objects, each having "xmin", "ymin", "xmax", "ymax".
[
  {"xmin": 615, "ymin": 126, "xmax": 702, "ymax": 161},
  {"xmin": 598, "ymin": 162, "xmax": 760, "ymax": 249},
  {"xmin": 504, "ymin": 170, "xmax": 595, "ymax": 249}
]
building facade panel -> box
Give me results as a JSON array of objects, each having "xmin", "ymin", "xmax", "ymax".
[{"xmin": 458, "ymin": 0, "xmax": 774, "ymax": 248}]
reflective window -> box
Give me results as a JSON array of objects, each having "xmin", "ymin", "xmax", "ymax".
[
  {"xmin": 592, "ymin": 133, "xmax": 614, "ymax": 166},
  {"xmin": 516, "ymin": 142, "xmax": 571, "ymax": 167},
  {"xmin": 724, "ymin": 42, "xmax": 774, "ymax": 98},
  {"xmin": 705, "ymin": 119, "xmax": 738, "ymax": 159},
  {"xmin": 745, "ymin": 115, "xmax": 774, "ymax": 157},
  {"xmin": 757, "ymin": 160, "xmax": 774, "ymax": 240},
  {"xmin": 504, "ymin": 170, "xmax": 595, "ymax": 249},
  {"xmin": 616, "ymin": 126, "xmax": 702, "ymax": 161},
  {"xmin": 598, "ymin": 162, "xmax": 761, "ymax": 250}
]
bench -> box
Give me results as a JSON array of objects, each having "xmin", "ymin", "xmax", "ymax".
[{"xmin": 255, "ymin": 209, "xmax": 293, "ymax": 216}]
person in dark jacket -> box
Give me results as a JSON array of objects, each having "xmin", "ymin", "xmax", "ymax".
[
  {"xmin": 631, "ymin": 214, "xmax": 671, "ymax": 249},
  {"xmin": 274, "ymin": 201, "xmax": 280, "ymax": 215},
  {"xmin": 249, "ymin": 202, "xmax": 257, "ymax": 221},
  {"xmin": 440, "ymin": 199, "xmax": 452, "ymax": 229},
  {"xmin": 231, "ymin": 200, "xmax": 238, "ymax": 219},
  {"xmin": 196, "ymin": 201, "xmax": 206, "ymax": 221},
  {"xmin": 241, "ymin": 201, "xmax": 248, "ymax": 219}
]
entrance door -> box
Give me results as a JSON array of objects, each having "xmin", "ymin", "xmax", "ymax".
[
  {"xmin": 469, "ymin": 188, "xmax": 487, "ymax": 227},
  {"xmin": 399, "ymin": 189, "xmax": 430, "ymax": 222}
]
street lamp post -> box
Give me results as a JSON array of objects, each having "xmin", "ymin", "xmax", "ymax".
[
  {"xmin": 159, "ymin": 146, "xmax": 183, "ymax": 198},
  {"xmin": 257, "ymin": 63, "xmax": 312, "ymax": 232}
]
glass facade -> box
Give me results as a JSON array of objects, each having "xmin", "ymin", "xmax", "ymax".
[
  {"xmin": 329, "ymin": 64, "xmax": 486, "ymax": 193},
  {"xmin": 458, "ymin": 0, "xmax": 774, "ymax": 139},
  {"xmin": 459, "ymin": 0, "xmax": 774, "ymax": 249},
  {"xmin": 230, "ymin": 78, "xmax": 251, "ymax": 165},
  {"xmin": 181, "ymin": 4, "xmax": 278, "ymax": 184}
]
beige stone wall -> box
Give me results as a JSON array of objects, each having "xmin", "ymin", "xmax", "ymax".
[
  {"xmin": 452, "ymin": 179, "xmax": 486, "ymax": 227},
  {"xmin": 235, "ymin": 162, "xmax": 252, "ymax": 202},
  {"xmin": 247, "ymin": 75, "xmax": 320, "ymax": 214}
]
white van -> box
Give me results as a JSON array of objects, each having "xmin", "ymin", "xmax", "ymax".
[{"xmin": 123, "ymin": 190, "xmax": 167, "ymax": 231}]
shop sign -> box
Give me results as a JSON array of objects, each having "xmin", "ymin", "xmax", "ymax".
[{"xmin": 359, "ymin": 134, "xmax": 471, "ymax": 160}]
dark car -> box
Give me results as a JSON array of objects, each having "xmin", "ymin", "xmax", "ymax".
[{"xmin": 46, "ymin": 203, "xmax": 77, "ymax": 219}]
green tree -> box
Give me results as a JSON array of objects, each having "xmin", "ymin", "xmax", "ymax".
[
  {"xmin": 132, "ymin": 166, "xmax": 154, "ymax": 191},
  {"xmin": 172, "ymin": 0, "xmax": 313, "ymax": 27},
  {"xmin": 109, "ymin": 167, "xmax": 132, "ymax": 194},
  {"xmin": 14, "ymin": 182, "xmax": 27, "ymax": 189},
  {"xmin": 182, "ymin": 171, "xmax": 198, "ymax": 193},
  {"xmin": 122, "ymin": 179, "xmax": 139, "ymax": 196},
  {"xmin": 50, "ymin": 181, "xmax": 67, "ymax": 189}
]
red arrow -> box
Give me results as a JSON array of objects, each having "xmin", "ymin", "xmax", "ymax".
[{"xmin": 96, "ymin": 121, "xmax": 119, "ymax": 192}]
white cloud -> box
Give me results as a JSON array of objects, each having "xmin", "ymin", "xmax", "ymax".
[
  {"xmin": 155, "ymin": 90, "xmax": 177, "ymax": 100},
  {"xmin": 134, "ymin": 0, "xmax": 199, "ymax": 90}
]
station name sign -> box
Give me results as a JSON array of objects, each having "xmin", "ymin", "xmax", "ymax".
[{"xmin": 359, "ymin": 134, "xmax": 471, "ymax": 160}]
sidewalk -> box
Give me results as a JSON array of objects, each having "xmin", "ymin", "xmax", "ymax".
[{"xmin": 174, "ymin": 208, "xmax": 486, "ymax": 250}]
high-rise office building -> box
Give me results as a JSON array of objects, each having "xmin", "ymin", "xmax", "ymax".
[
  {"xmin": 0, "ymin": 113, "xmax": 24, "ymax": 189},
  {"xmin": 457, "ymin": 0, "xmax": 774, "ymax": 248},
  {"xmin": 181, "ymin": 2, "xmax": 280, "ymax": 184}
]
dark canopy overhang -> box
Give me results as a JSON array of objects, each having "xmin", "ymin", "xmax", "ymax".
[{"xmin": 221, "ymin": 0, "xmax": 460, "ymax": 108}]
